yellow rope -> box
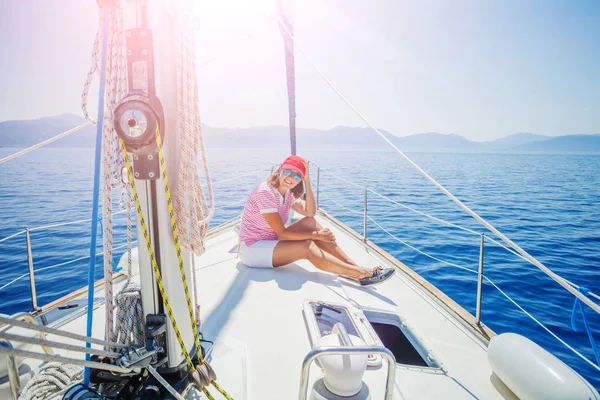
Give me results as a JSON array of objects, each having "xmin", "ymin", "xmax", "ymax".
[
  {"xmin": 120, "ymin": 139, "xmax": 195, "ymax": 371},
  {"xmin": 210, "ymin": 381, "xmax": 233, "ymax": 400},
  {"xmin": 121, "ymin": 133, "xmax": 233, "ymax": 398},
  {"xmin": 203, "ymin": 388, "xmax": 216, "ymax": 400},
  {"xmin": 155, "ymin": 132, "xmax": 203, "ymax": 361}
]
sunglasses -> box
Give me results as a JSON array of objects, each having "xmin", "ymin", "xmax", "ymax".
[{"xmin": 282, "ymin": 169, "xmax": 302, "ymax": 182}]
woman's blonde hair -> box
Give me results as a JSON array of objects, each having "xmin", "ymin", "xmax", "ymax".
[{"xmin": 267, "ymin": 166, "xmax": 304, "ymax": 199}]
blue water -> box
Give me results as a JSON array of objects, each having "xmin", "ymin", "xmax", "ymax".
[{"xmin": 1, "ymin": 147, "xmax": 599, "ymax": 389}]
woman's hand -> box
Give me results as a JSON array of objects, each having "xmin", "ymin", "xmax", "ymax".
[
  {"xmin": 302, "ymin": 158, "xmax": 310, "ymax": 181},
  {"xmin": 313, "ymin": 228, "xmax": 335, "ymax": 243},
  {"xmin": 301, "ymin": 157, "xmax": 316, "ymax": 217}
]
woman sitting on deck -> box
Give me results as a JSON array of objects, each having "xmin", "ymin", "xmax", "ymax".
[{"xmin": 238, "ymin": 155, "xmax": 395, "ymax": 287}]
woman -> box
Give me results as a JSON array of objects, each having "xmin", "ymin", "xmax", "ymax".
[{"xmin": 238, "ymin": 155, "xmax": 395, "ymax": 287}]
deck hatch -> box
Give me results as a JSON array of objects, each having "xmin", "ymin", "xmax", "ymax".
[
  {"xmin": 369, "ymin": 321, "xmax": 428, "ymax": 366},
  {"xmin": 303, "ymin": 300, "xmax": 444, "ymax": 371},
  {"xmin": 310, "ymin": 301, "xmax": 359, "ymax": 337},
  {"xmin": 363, "ymin": 309, "xmax": 443, "ymax": 370}
]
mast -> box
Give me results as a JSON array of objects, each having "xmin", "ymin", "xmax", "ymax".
[
  {"xmin": 116, "ymin": 0, "xmax": 194, "ymax": 370},
  {"xmin": 278, "ymin": 0, "xmax": 297, "ymax": 155},
  {"xmin": 60, "ymin": 1, "xmax": 228, "ymax": 397}
]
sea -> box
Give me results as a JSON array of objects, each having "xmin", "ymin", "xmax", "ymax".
[{"xmin": 1, "ymin": 147, "xmax": 599, "ymax": 389}]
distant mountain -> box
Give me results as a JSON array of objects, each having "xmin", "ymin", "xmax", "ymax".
[
  {"xmin": 395, "ymin": 132, "xmax": 481, "ymax": 153},
  {"xmin": 515, "ymin": 134, "xmax": 600, "ymax": 153},
  {"xmin": 484, "ymin": 132, "xmax": 550, "ymax": 150},
  {"xmin": 0, "ymin": 114, "xmax": 95, "ymax": 148},
  {"xmin": 202, "ymin": 125, "xmax": 393, "ymax": 150},
  {"xmin": 1, "ymin": 114, "xmax": 599, "ymax": 154}
]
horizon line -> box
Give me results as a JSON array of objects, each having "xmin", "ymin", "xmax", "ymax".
[{"xmin": 1, "ymin": 112, "xmax": 599, "ymax": 142}]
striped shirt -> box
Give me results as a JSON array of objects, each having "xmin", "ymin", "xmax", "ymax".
[{"xmin": 238, "ymin": 182, "xmax": 298, "ymax": 247}]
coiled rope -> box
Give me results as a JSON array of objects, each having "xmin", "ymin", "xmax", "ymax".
[
  {"xmin": 17, "ymin": 363, "xmax": 83, "ymax": 400},
  {"xmin": 112, "ymin": 282, "xmax": 145, "ymax": 348},
  {"xmin": 174, "ymin": 4, "xmax": 215, "ymax": 257}
]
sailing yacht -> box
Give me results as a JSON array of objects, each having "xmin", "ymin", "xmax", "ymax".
[{"xmin": 0, "ymin": 1, "xmax": 598, "ymax": 399}]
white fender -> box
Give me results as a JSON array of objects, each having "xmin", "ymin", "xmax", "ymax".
[{"xmin": 488, "ymin": 333, "xmax": 599, "ymax": 400}]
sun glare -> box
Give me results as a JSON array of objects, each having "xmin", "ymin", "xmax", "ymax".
[{"xmin": 191, "ymin": 0, "xmax": 277, "ymax": 29}]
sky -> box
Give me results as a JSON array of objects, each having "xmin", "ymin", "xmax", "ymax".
[{"xmin": 0, "ymin": 0, "xmax": 598, "ymax": 141}]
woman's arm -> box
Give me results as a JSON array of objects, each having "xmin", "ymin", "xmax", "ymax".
[
  {"xmin": 291, "ymin": 160, "xmax": 316, "ymax": 217},
  {"xmin": 263, "ymin": 212, "xmax": 334, "ymax": 242},
  {"xmin": 303, "ymin": 163, "xmax": 317, "ymax": 217}
]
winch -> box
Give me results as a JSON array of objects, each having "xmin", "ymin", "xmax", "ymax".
[{"xmin": 113, "ymin": 18, "xmax": 164, "ymax": 180}]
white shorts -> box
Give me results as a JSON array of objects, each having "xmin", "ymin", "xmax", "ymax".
[{"xmin": 239, "ymin": 240, "xmax": 279, "ymax": 268}]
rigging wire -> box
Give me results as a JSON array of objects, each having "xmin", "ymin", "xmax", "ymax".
[
  {"xmin": 319, "ymin": 187, "xmax": 600, "ymax": 371},
  {"xmin": 0, "ymin": 123, "xmax": 91, "ymax": 165},
  {"xmin": 275, "ymin": 16, "xmax": 600, "ymax": 315},
  {"xmin": 318, "ymin": 190, "xmax": 479, "ymax": 274},
  {"xmin": 313, "ymin": 168, "xmax": 600, "ymax": 301}
]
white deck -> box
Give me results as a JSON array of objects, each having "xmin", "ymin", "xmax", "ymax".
[
  {"xmin": 192, "ymin": 212, "xmax": 516, "ymax": 400},
  {"xmin": 2, "ymin": 212, "xmax": 519, "ymax": 400}
]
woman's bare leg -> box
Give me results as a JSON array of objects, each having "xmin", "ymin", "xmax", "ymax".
[
  {"xmin": 286, "ymin": 217, "xmax": 358, "ymax": 266},
  {"xmin": 272, "ymin": 240, "xmax": 371, "ymax": 279}
]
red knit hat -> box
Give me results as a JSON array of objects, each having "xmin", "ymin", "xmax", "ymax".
[{"xmin": 281, "ymin": 155, "xmax": 306, "ymax": 179}]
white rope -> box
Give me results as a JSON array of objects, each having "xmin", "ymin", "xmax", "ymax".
[
  {"xmin": 0, "ymin": 242, "xmax": 136, "ymax": 292},
  {"xmin": 0, "ymin": 332, "xmax": 121, "ymax": 359},
  {"xmin": 478, "ymin": 233, "xmax": 600, "ymax": 305},
  {"xmin": 0, "ymin": 229, "xmax": 26, "ymax": 244},
  {"xmin": 18, "ymin": 363, "xmax": 83, "ymax": 400},
  {"xmin": 173, "ymin": 10, "xmax": 214, "ymax": 256},
  {"xmin": 484, "ymin": 275, "xmax": 600, "ymax": 373},
  {"xmin": 0, "ymin": 208, "xmax": 129, "ymax": 245},
  {"xmin": 0, "ymin": 315, "xmax": 128, "ymax": 349},
  {"xmin": 28, "ymin": 209, "xmax": 129, "ymax": 233},
  {"xmin": 191, "ymin": 256, "xmax": 201, "ymax": 326},
  {"xmin": 317, "ymin": 168, "xmax": 600, "ymax": 302},
  {"xmin": 112, "ymin": 282, "xmax": 145, "ymax": 348},
  {"xmin": 276, "ymin": 18, "xmax": 600, "ymax": 315},
  {"xmin": 126, "ymin": 188, "xmax": 133, "ymax": 281},
  {"xmin": 0, "ymin": 273, "xmax": 29, "ymax": 292},
  {"xmin": 0, "ymin": 123, "xmax": 91, "ymax": 165},
  {"xmin": 368, "ymin": 216, "xmax": 479, "ymax": 275},
  {"xmin": 29, "ymin": 218, "xmax": 95, "ymax": 233},
  {"xmin": 318, "ymin": 190, "xmax": 362, "ymax": 216},
  {"xmin": 316, "ymin": 164, "xmax": 592, "ymax": 284},
  {"xmin": 316, "ymin": 167, "xmax": 363, "ymax": 190},
  {"xmin": 0, "ymin": 346, "xmax": 131, "ymax": 374},
  {"xmin": 317, "ymin": 166, "xmax": 484, "ymax": 236},
  {"xmin": 0, "ymin": 253, "xmax": 92, "ymax": 291},
  {"xmin": 81, "ymin": 4, "xmax": 128, "ymax": 349},
  {"xmin": 368, "ymin": 188, "xmax": 481, "ymax": 236},
  {"xmin": 564, "ymin": 278, "xmax": 600, "ymax": 302},
  {"xmin": 321, "ymin": 189, "xmax": 599, "ymax": 371}
]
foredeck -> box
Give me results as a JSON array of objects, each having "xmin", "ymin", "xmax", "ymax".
[
  {"xmin": 2, "ymin": 211, "xmax": 518, "ymax": 400},
  {"xmin": 192, "ymin": 211, "xmax": 515, "ymax": 400}
]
